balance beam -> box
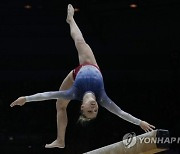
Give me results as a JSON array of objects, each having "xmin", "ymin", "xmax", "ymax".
[{"xmin": 84, "ymin": 129, "xmax": 169, "ymax": 154}]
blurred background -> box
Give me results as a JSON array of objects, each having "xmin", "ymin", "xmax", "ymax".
[{"xmin": 0, "ymin": 0, "xmax": 180, "ymax": 153}]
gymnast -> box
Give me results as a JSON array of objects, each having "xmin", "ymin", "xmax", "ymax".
[{"xmin": 10, "ymin": 4, "xmax": 155, "ymax": 148}]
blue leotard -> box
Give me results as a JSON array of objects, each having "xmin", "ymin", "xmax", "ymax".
[{"xmin": 26, "ymin": 65, "xmax": 141, "ymax": 125}]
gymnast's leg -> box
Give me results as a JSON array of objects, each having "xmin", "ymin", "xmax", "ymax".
[
  {"xmin": 45, "ymin": 71, "xmax": 74, "ymax": 148},
  {"xmin": 46, "ymin": 4, "xmax": 100, "ymax": 148},
  {"xmin": 66, "ymin": 4, "xmax": 98, "ymax": 66}
]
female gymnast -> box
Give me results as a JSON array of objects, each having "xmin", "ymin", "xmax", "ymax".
[{"xmin": 10, "ymin": 4, "xmax": 155, "ymax": 148}]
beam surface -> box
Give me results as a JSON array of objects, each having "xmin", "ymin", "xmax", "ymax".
[{"xmin": 84, "ymin": 129, "xmax": 169, "ymax": 154}]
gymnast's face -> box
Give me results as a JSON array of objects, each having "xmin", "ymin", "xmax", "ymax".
[{"xmin": 81, "ymin": 99, "xmax": 99, "ymax": 119}]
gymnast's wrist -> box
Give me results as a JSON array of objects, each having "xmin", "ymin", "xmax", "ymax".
[
  {"xmin": 138, "ymin": 120, "xmax": 142, "ymax": 126},
  {"xmin": 24, "ymin": 96, "xmax": 29, "ymax": 102}
]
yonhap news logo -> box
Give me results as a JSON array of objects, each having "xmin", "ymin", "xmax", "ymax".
[
  {"xmin": 122, "ymin": 132, "xmax": 137, "ymax": 148},
  {"xmin": 122, "ymin": 132, "xmax": 180, "ymax": 148}
]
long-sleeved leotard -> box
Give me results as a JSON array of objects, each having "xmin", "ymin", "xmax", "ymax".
[{"xmin": 25, "ymin": 65, "xmax": 141, "ymax": 125}]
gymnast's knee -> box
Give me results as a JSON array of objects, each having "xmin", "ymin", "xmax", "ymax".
[{"xmin": 56, "ymin": 99, "xmax": 69, "ymax": 111}]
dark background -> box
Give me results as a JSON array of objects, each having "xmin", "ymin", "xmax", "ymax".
[{"xmin": 0, "ymin": 0, "xmax": 180, "ymax": 153}]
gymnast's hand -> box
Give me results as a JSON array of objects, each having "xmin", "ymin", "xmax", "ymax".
[
  {"xmin": 140, "ymin": 121, "xmax": 155, "ymax": 132},
  {"xmin": 10, "ymin": 97, "xmax": 26, "ymax": 107}
]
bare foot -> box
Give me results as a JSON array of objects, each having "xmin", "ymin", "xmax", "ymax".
[
  {"xmin": 45, "ymin": 140, "xmax": 65, "ymax": 149},
  {"xmin": 66, "ymin": 4, "xmax": 74, "ymax": 24}
]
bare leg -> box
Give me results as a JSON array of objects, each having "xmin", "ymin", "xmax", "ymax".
[
  {"xmin": 67, "ymin": 4, "xmax": 99, "ymax": 66},
  {"xmin": 46, "ymin": 4, "xmax": 97, "ymax": 148},
  {"xmin": 45, "ymin": 71, "xmax": 74, "ymax": 148}
]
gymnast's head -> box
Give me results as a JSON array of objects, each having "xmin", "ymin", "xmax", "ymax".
[{"xmin": 78, "ymin": 92, "xmax": 99, "ymax": 123}]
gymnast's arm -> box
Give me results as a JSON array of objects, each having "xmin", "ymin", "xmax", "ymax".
[
  {"xmin": 99, "ymin": 92, "xmax": 155, "ymax": 131},
  {"xmin": 99, "ymin": 92, "xmax": 141, "ymax": 125},
  {"xmin": 10, "ymin": 87, "xmax": 77, "ymax": 107}
]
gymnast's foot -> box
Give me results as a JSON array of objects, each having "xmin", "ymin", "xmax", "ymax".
[
  {"xmin": 45, "ymin": 140, "xmax": 65, "ymax": 149},
  {"xmin": 66, "ymin": 4, "xmax": 74, "ymax": 24}
]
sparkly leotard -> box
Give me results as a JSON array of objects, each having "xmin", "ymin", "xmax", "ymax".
[{"xmin": 26, "ymin": 64, "xmax": 141, "ymax": 125}]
